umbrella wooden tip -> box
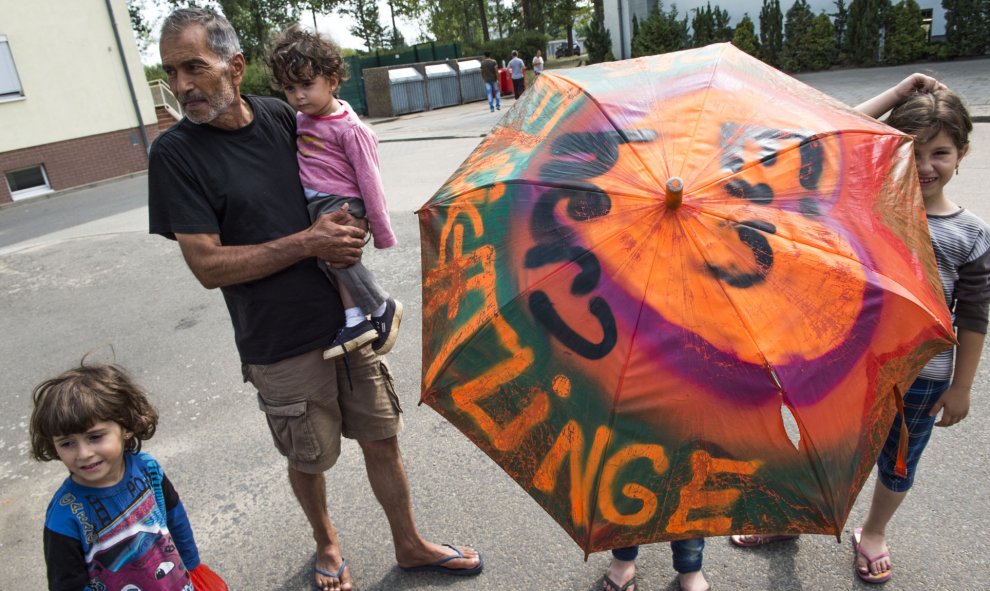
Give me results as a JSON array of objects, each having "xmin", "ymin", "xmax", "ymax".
[{"xmin": 666, "ymin": 177, "xmax": 684, "ymax": 209}]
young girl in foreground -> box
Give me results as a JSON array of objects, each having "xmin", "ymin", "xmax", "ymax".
[
  {"xmin": 730, "ymin": 76, "xmax": 989, "ymax": 585},
  {"xmin": 31, "ymin": 362, "xmax": 226, "ymax": 590},
  {"xmin": 848, "ymin": 76, "xmax": 990, "ymax": 584}
]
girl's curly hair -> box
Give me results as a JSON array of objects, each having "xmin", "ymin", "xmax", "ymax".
[
  {"xmin": 267, "ymin": 24, "xmax": 348, "ymax": 89},
  {"xmin": 30, "ymin": 362, "xmax": 159, "ymax": 462}
]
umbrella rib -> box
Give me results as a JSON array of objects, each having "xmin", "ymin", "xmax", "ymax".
[
  {"xmin": 544, "ymin": 67, "xmax": 672, "ymax": 196},
  {"xmin": 581, "ymin": 209, "xmax": 670, "ymax": 552},
  {"xmin": 684, "ymin": 129, "xmax": 835, "ymax": 198},
  {"xmin": 678, "ymin": 45, "xmax": 727, "ymax": 188},
  {"xmin": 685, "ymin": 214, "xmax": 946, "ymax": 328},
  {"xmin": 421, "ymin": 186, "xmax": 664, "ymax": 402},
  {"xmin": 424, "ymin": 178, "xmax": 661, "ymax": 209}
]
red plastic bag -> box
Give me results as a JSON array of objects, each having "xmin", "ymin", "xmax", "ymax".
[{"xmin": 190, "ymin": 563, "xmax": 228, "ymax": 591}]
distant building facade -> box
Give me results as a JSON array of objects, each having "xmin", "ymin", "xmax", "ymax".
[
  {"xmin": 604, "ymin": 0, "xmax": 946, "ymax": 61},
  {"xmin": 0, "ymin": 0, "xmax": 157, "ymax": 204}
]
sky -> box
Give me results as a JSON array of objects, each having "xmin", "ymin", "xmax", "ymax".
[{"xmin": 134, "ymin": 0, "xmax": 422, "ymax": 65}]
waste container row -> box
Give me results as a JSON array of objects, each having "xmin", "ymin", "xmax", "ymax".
[{"xmin": 385, "ymin": 60, "xmax": 488, "ymax": 116}]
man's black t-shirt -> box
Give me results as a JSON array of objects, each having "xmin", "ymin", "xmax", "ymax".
[{"xmin": 148, "ymin": 95, "xmax": 343, "ymax": 364}]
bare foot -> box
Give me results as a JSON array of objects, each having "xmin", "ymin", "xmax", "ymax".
[
  {"xmin": 315, "ymin": 542, "xmax": 352, "ymax": 591},
  {"xmin": 678, "ymin": 570, "xmax": 710, "ymax": 591},
  {"xmin": 855, "ymin": 528, "xmax": 891, "ymax": 578},
  {"xmin": 397, "ymin": 542, "xmax": 482, "ymax": 573},
  {"xmin": 604, "ymin": 558, "xmax": 635, "ymax": 591}
]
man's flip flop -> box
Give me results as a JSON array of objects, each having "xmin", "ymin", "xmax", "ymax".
[
  {"xmin": 852, "ymin": 527, "xmax": 892, "ymax": 584},
  {"xmin": 729, "ymin": 534, "xmax": 800, "ymax": 547},
  {"xmin": 314, "ymin": 559, "xmax": 347, "ymax": 590},
  {"xmin": 603, "ymin": 573, "xmax": 636, "ymax": 591},
  {"xmin": 399, "ymin": 544, "xmax": 483, "ymax": 576}
]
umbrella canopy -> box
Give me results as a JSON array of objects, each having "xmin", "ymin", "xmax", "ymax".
[{"xmin": 417, "ymin": 43, "xmax": 954, "ymax": 555}]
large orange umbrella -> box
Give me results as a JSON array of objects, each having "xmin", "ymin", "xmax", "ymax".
[{"xmin": 417, "ymin": 43, "xmax": 954, "ymax": 554}]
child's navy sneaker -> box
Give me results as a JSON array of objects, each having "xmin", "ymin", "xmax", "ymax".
[
  {"xmin": 323, "ymin": 320, "xmax": 377, "ymax": 360},
  {"xmin": 371, "ymin": 299, "xmax": 403, "ymax": 355}
]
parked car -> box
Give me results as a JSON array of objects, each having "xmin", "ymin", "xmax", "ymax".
[{"xmin": 555, "ymin": 43, "xmax": 581, "ymax": 58}]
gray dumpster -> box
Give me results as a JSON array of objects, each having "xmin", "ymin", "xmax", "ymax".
[
  {"xmin": 457, "ymin": 59, "xmax": 486, "ymax": 103},
  {"xmin": 425, "ymin": 63, "xmax": 459, "ymax": 109},
  {"xmin": 389, "ymin": 67, "xmax": 426, "ymax": 115}
]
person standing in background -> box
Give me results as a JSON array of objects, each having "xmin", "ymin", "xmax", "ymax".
[
  {"xmin": 481, "ymin": 51, "xmax": 500, "ymax": 112},
  {"xmin": 508, "ymin": 50, "xmax": 526, "ymax": 99},
  {"xmin": 532, "ymin": 50, "xmax": 544, "ymax": 76}
]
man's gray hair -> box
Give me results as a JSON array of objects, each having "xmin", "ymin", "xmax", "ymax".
[{"xmin": 161, "ymin": 7, "xmax": 241, "ymax": 61}]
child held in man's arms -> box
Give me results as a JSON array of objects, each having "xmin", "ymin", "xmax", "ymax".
[{"xmin": 268, "ymin": 25, "xmax": 402, "ymax": 360}]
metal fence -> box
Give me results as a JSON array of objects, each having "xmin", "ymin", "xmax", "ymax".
[
  {"xmin": 340, "ymin": 43, "xmax": 461, "ymax": 115},
  {"xmin": 360, "ymin": 42, "xmax": 461, "ymax": 70},
  {"xmin": 339, "ymin": 55, "xmax": 368, "ymax": 116}
]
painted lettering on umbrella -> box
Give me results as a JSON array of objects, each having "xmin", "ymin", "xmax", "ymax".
[
  {"xmin": 532, "ymin": 421, "xmax": 760, "ymax": 530},
  {"xmin": 424, "ymin": 194, "xmax": 547, "ymax": 451},
  {"xmin": 525, "ymin": 129, "xmax": 654, "ymax": 359}
]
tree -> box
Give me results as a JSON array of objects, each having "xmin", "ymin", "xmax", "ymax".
[
  {"xmin": 549, "ymin": 0, "xmax": 585, "ymax": 57},
  {"xmin": 423, "ymin": 0, "xmax": 490, "ymax": 45},
  {"xmin": 691, "ymin": 2, "xmax": 733, "ymax": 47},
  {"xmin": 422, "ymin": 0, "xmax": 470, "ymax": 43},
  {"xmin": 759, "ymin": 0, "xmax": 784, "ymax": 66},
  {"xmin": 782, "ymin": 0, "xmax": 815, "ymax": 71},
  {"xmin": 162, "ymin": 0, "xmax": 298, "ymax": 61},
  {"xmin": 844, "ymin": 0, "xmax": 890, "ymax": 66},
  {"xmin": 631, "ymin": 2, "xmax": 689, "ymax": 57},
  {"xmin": 128, "ymin": 0, "xmax": 152, "ymax": 51},
  {"xmin": 732, "ymin": 13, "xmax": 760, "ymax": 56},
  {"xmin": 582, "ymin": 6, "xmax": 614, "ymax": 63},
  {"xmin": 381, "ymin": 0, "xmax": 419, "ymax": 48},
  {"xmin": 885, "ymin": 0, "xmax": 928, "ymax": 64},
  {"xmin": 219, "ymin": 0, "xmax": 297, "ymax": 60},
  {"xmin": 831, "ymin": 0, "xmax": 848, "ymax": 47},
  {"xmin": 808, "ymin": 11, "xmax": 837, "ymax": 69},
  {"xmin": 476, "ymin": 0, "xmax": 491, "ymax": 42},
  {"xmin": 943, "ymin": 0, "xmax": 990, "ymax": 57},
  {"xmin": 830, "ymin": 0, "xmax": 850, "ymax": 63},
  {"xmin": 291, "ymin": 0, "xmax": 343, "ymax": 31},
  {"xmin": 342, "ymin": 0, "xmax": 387, "ymax": 51}
]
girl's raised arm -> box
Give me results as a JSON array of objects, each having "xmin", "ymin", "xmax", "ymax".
[{"xmin": 855, "ymin": 73, "xmax": 947, "ymax": 119}]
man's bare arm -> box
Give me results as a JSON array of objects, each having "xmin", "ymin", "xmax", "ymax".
[{"xmin": 175, "ymin": 209, "xmax": 367, "ymax": 289}]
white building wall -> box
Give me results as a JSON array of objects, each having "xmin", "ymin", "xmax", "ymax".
[
  {"xmin": 605, "ymin": 0, "xmax": 947, "ymax": 62},
  {"xmin": 0, "ymin": 0, "xmax": 156, "ymax": 153}
]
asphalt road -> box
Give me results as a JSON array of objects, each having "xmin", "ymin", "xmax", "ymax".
[{"xmin": 2, "ymin": 60, "xmax": 990, "ymax": 590}]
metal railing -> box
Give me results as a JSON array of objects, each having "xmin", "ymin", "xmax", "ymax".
[{"xmin": 148, "ymin": 79, "xmax": 182, "ymax": 120}]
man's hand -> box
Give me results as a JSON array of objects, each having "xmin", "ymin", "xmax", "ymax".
[
  {"xmin": 931, "ymin": 384, "xmax": 970, "ymax": 427},
  {"xmin": 308, "ymin": 208, "xmax": 368, "ymax": 268}
]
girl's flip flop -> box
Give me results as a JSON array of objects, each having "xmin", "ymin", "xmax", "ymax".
[{"xmin": 852, "ymin": 528, "xmax": 892, "ymax": 584}]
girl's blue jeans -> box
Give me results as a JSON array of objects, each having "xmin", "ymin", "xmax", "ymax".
[{"xmin": 612, "ymin": 538, "xmax": 705, "ymax": 574}]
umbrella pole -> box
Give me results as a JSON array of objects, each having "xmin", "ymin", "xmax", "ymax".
[{"xmin": 666, "ymin": 177, "xmax": 684, "ymax": 209}]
